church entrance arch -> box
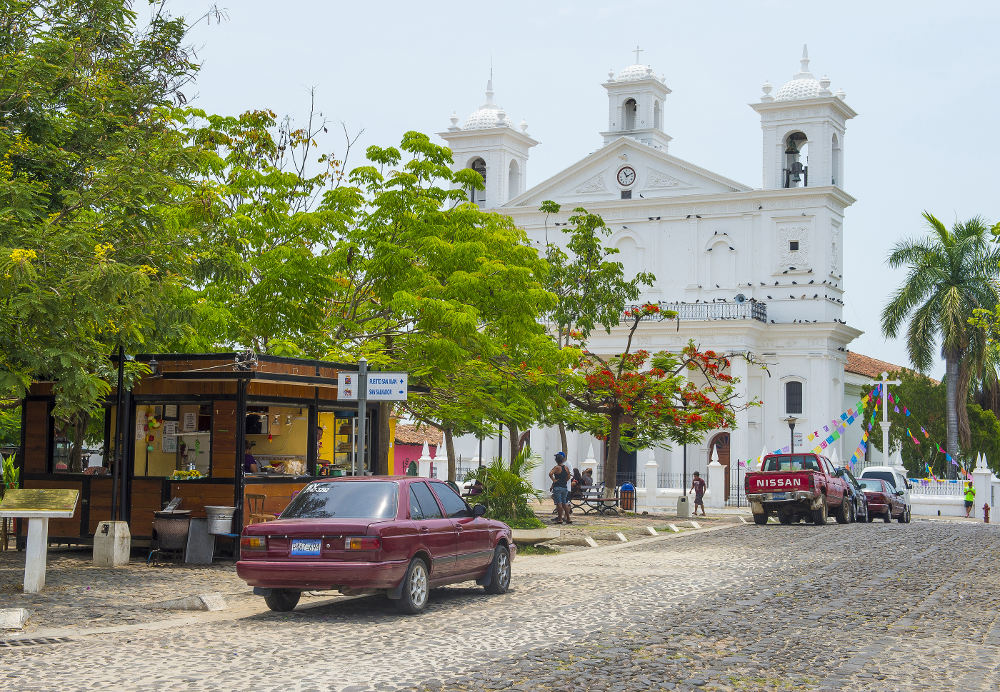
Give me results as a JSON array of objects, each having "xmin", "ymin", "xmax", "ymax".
[{"xmin": 708, "ymin": 432, "xmax": 730, "ymax": 500}]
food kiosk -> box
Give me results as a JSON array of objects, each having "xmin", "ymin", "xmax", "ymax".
[{"xmin": 16, "ymin": 353, "xmax": 382, "ymax": 544}]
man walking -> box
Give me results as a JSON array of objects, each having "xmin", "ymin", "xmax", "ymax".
[{"xmin": 689, "ymin": 471, "xmax": 707, "ymax": 516}]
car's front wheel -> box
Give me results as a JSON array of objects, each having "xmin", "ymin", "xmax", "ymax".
[
  {"xmin": 395, "ymin": 557, "xmax": 430, "ymax": 614},
  {"xmin": 264, "ymin": 589, "xmax": 301, "ymax": 612},
  {"xmin": 484, "ymin": 544, "xmax": 511, "ymax": 595}
]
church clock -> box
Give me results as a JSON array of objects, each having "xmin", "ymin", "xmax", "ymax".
[{"xmin": 616, "ymin": 165, "xmax": 636, "ymax": 187}]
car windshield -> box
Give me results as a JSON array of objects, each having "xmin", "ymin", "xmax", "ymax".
[
  {"xmin": 279, "ymin": 481, "xmax": 397, "ymax": 519},
  {"xmin": 862, "ymin": 472, "xmax": 896, "ymax": 488},
  {"xmin": 858, "ymin": 478, "xmax": 885, "ymax": 491},
  {"xmin": 762, "ymin": 455, "xmax": 820, "ymax": 472}
]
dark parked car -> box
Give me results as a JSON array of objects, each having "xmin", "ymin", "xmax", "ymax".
[
  {"xmin": 236, "ymin": 476, "xmax": 515, "ymax": 614},
  {"xmin": 858, "ymin": 477, "xmax": 909, "ymax": 523},
  {"xmin": 837, "ymin": 467, "xmax": 869, "ymax": 523}
]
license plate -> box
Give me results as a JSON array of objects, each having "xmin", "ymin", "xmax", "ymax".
[
  {"xmin": 771, "ymin": 492, "xmax": 787, "ymax": 500},
  {"xmin": 290, "ymin": 538, "xmax": 321, "ymax": 556}
]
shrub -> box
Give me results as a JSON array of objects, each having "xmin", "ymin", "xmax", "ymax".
[{"xmin": 466, "ymin": 448, "xmax": 543, "ymax": 528}]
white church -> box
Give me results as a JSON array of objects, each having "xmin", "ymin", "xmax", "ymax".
[{"xmin": 437, "ymin": 47, "xmax": 893, "ymax": 496}]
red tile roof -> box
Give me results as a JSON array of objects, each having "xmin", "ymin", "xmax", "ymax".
[
  {"xmin": 845, "ymin": 351, "xmax": 938, "ymax": 384},
  {"xmin": 394, "ymin": 423, "xmax": 443, "ymax": 446}
]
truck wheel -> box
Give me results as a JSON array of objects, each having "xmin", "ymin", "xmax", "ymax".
[
  {"xmin": 752, "ymin": 512, "xmax": 768, "ymax": 525},
  {"xmin": 811, "ymin": 499, "xmax": 828, "ymax": 525},
  {"xmin": 778, "ymin": 511, "xmax": 793, "ymax": 525},
  {"xmin": 833, "ymin": 497, "xmax": 851, "ymax": 524}
]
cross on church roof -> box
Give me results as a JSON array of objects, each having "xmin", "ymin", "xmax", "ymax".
[{"xmin": 633, "ymin": 44, "xmax": 643, "ymax": 63}]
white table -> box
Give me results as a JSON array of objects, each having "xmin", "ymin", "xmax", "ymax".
[{"xmin": 0, "ymin": 504, "xmax": 78, "ymax": 593}]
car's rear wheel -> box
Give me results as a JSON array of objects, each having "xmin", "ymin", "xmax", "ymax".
[
  {"xmin": 752, "ymin": 512, "xmax": 768, "ymax": 525},
  {"xmin": 484, "ymin": 544, "xmax": 511, "ymax": 595},
  {"xmin": 811, "ymin": 498, "xmax": 828, "ymax": 525},
  {"xmin": 395, "ymin": 557, "xmax": 430, "ymax": 614},
  {"xmin": 264, "ymin": 589, "xmax": 301, "ymax": 612}
]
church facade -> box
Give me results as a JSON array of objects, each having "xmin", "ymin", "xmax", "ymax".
[{"xmin": 440, "ymin": 47, "xmax": 865, "ymax": 487}]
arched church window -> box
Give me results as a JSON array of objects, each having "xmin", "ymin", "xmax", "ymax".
[
  {"xmin": 783, "ymin": 132, "xmax": 808, "ymax": 188},
  {"xmin": 831, "ymin": 134, "xmax": 841, "ymax": 186},
  {"xmin": 623, "ymin": 98, "xmax": 637, "ymax": 130},
  {"xmin": 507, "ymin": 160, "xmax": 519, "ymax": 201},
  {"xmin": 785, "ymin": 380, "xmax": 803, "ymax": 415},
  {"xmin": 653, "ymin": 100, "xmax": 661, "ymax": 129},
  {"xmin": 469, "ymin": 157, "xmax": 487, "ymax": 206}
]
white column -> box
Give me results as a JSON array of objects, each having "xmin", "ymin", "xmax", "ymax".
[
  {"xmin": 644, "ymin": 451, "xmax": 659, "ymax": 507},
  {"xmin": 730, "ymin": 356, "xmax": 750, "ymax": 463},
  {"xmin": 417, "ymin": 441, "xmax": 432, "ymax": 478},
  {"xmin": 581, "ymin": 444, "xmax": 598, "ymax": 481},
  {"xmin": 24, "ymin": 518, "xmax": 50, "ymax": 593},
  {"xmin": 706, "ymin": 447, "xmax": 726, "ymax": 510},
  {"xmin": 973, "ymin": 454, "xmax": 992, "ymax": 521}
]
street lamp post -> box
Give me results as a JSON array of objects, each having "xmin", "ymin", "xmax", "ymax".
[{"xmin": 784, "ymin": 416, "xmax": 798, "ymax": 454}]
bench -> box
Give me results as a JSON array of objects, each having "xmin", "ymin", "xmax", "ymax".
[{"xmin": 571, "ymin": 484, "xmax": 620, "ymax": 516}]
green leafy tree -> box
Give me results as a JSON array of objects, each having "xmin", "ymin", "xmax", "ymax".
[
  {"xmin": 0, "ymin": 0, "xmax": 217, "ymax": 468},
  {"xmin": 872, "ymin": 370, "xmax": 1000, "ymax": 477},
  {"xmin": 881, "ymin": 212, "xmax": 1000, "ymax": 471},
  {"xmin": 539, "ymin": 201, "xmax": 654, "ymax": 452},
  {"xmin": 319, "ymin": 132, "xmax": 556, "ymax": 473}
]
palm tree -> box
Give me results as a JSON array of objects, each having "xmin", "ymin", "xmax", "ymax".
[{"xmin": 882, "ymin": 212, "xmax": 1000, "ymax": 471}]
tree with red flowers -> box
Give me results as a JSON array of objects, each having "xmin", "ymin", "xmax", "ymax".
[{"xmin": 561, "ymin": 304, "xmax": 758, "ymax": 494}]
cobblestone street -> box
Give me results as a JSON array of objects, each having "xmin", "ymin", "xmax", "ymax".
[{"xmin": 3, "ymin": 519, "xmax": 999, "ymax": 691}]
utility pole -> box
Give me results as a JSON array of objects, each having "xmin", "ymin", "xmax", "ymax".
[{"xmin": 356, "ymin": 358, "xmax": 367, "ymax": 476}]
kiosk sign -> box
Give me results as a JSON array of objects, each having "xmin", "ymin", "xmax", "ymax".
[{"xmin": 338, "ymin": 372, "xmax": 408, "ymax": 401}]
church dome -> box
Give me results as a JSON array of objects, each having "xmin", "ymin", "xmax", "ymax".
[
  {"xmin": 462, "ymin": 79, "xmax": 512, "ymax": 130},
  {"xmin": 773, "ymin": 45, "xmax": 831, "ymax": 102},
  {"xmin": 775, "ymin": 77, "xmax": 821, "ymax": 101},
  {"xmin": 614, "ymin": 63, "xmax": 655, "ymax": 82}
]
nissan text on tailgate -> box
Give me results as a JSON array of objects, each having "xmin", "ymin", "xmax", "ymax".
[{"xmin": 744, "ymin": 453, "xmax": 850, "ymax": 526}]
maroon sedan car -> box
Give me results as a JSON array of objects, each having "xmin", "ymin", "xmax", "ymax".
[
  {"xmin": 237, "ymin": 476, "xmax": 515, "ymax": 614},
  {"xmin": 858, "ymin": 477, "xmax": 907, "ymax": 523}
]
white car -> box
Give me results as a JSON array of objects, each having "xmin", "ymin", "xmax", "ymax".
[{"xmin": 859, "ymin": 466, "xmax": 912, "ymax": 519}]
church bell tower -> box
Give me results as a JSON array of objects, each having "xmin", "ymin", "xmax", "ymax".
[
  {"xmin": 751, "ymin": 45, "xmax": 856, "ymax": 190},
  {"xmin": 439, "ymin": 78, "xmax": 538, "ymax": 209},
  {"xmin": 600, "ymin": 46, "xmax": 673, "ymax": 151}
]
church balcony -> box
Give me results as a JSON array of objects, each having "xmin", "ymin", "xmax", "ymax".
[{"xmin": 623, "ymin": 300, "xmax": 767, "ymax": 323}]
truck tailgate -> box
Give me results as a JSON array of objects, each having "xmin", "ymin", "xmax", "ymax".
[{"xmin": 747, "ymin": 472, "xmax": 812, "ymax": 493}]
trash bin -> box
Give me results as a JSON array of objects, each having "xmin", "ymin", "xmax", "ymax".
[
  {"xmin": 204, "ymin": 506, "xmax": 235, "ymax": 535},
  {"xmin": 620, "ymin": 482, "xmax": 635, "ymax": 511},
  {"xmin": 152, "ymin": 510, "xmax": 191, "ymax": 550},
  {"xmin": 676, "ymin": 494, "xmax": 691, "ymax": 518}
]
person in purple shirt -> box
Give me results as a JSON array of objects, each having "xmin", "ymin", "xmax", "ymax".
[{"xmin": 243, "ymin": 441, "xmax": 258, "ymax": 473}]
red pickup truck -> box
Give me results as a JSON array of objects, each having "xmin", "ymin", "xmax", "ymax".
[{"xmin": 744, "ymin": 453, "xmax": 851, "ymax": 526}]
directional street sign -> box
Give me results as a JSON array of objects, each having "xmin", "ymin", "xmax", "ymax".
[{"xmin": 338, "ymin": 371, "xmax": 408, "ymax": 401}]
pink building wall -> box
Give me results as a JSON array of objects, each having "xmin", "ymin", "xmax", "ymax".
[{"xmin": 393, "ymin": 443, "xmax": 439, "ymax": 475}]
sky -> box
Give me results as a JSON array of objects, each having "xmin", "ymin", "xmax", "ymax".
[{"xmin": 163, "ymin": 0, "xmax": 1000, "ymax": 379}]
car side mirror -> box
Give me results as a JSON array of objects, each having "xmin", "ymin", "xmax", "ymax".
[{"xmin": 472, "ymin": 503, "xmax": 487, "ymax": 518}]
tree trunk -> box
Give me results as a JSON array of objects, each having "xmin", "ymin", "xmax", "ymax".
[
  {"xmin": 956, "ymin": 360, "xmax": 972, "ymax": 451},
  {"xmin": 69, "ymin": 413, "xmax": 89, "ymax": 473},
  {"xmin": 376, "ymin": 402, "xmax": 391, "ymax": 475},
  {"xmin": 444, "ymin": 427, "xmax": 456, "ymax": 482},
  {"xmin": 945, "ymin": 353, "xmax": 960, "ymax": 478},
  {"xmin": 602, "ymin": 413, "xmax": 621, "ymax": 498},
  {"xmin": 508, "ymin": 421, "xmax": 519, "ymax": 465},
  {"xmin": 558, "ymin": 422, "xmax": 568, "ymax": 460}
]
